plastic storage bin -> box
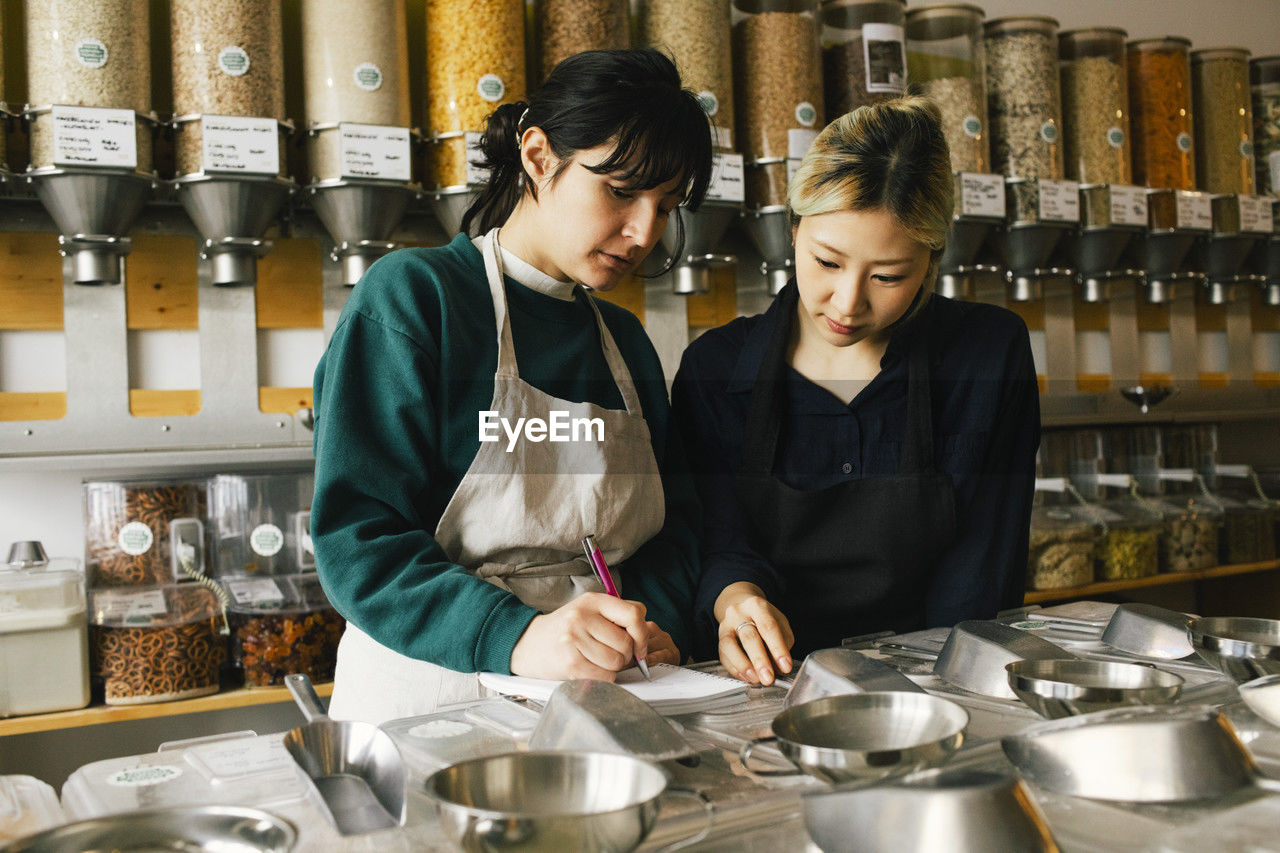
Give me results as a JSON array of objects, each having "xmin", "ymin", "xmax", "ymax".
[
  {"xmin": 207, "ymin": 472, "xmax": 314, "ymax": 577},
  {"xmin": 224, "ymin": 572, "xmax": 343, "ymax": 686},
  {"xmin": 1027, "ymin": 505, "xmax": 1098, "ymax": 591},
  {"xmin": 1219, "ymin": 497, "xmax": 1279, "ymax": 565},
  {"xmin": 0, "ymin": 554, "xmax": 90, "ymax": 716},
  {"xmin": 84, "ymin": 479, "xmax": 208, "ymax": 588},
  {"xmin": 1157, "ymin": 495, "xmax": 1223, "ymax": 572},
  {"xmin": 905, "ymin": 2, "xmax": 988, "ymax": 174},
  {"xmin": 1095, "ymin": 499, "xmax": 1162, "ymax": 581},
  {"xmin": 0, "ymin": 775, "xmax": 65, "ymax": 844}
]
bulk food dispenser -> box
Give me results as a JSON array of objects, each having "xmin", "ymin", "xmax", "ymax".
[
  {"xmin": 424, "ymin": 0, "xmax": 526, "ymax": 236},
  {"xmin": 301, "ymin": 0, "xmax": 417, "ymax": 286},
  {"xmin": 169, "ymin": 0, "xmax": 294, "ymax": 286},
  {"xmin": 24, "ymin": 0, "xmax": 158, "ymax": 285},
  {"xmin": 734, "ymin": 0, "xmax": 823, "ymax": 295},
  {"xmin": 644, "ymin": 0, "xmax": 743, "ymax": 294},
  {"xmin": 907, "ymin": 3, "xmax": 1004, "ymax": 301},
  {"xmin": 983, "ymin": 17, "xmax": 1078, "ymax": 304},
  {"xmin": 1252, "ymin": 56, "xmax": 1280, "ymax": 305}
]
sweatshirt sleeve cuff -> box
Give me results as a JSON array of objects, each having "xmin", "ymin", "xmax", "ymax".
[{"xmin": 472, "ymin": 594, "xmax": 540, "ymax": 674}]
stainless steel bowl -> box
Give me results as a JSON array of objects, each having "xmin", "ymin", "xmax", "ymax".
[
  {"xmin": 1189, "ymin": 616, "xmax": 1280, "ymax": 682},
  {"xmin": 1100, "ymin": 602, "xmax": 1194, "ymax": 660},
  {"xmin": 803, "ymin": 768, "xmax": 1059, "ymax": 852},
  {"xmin": 423, "ymin": 751, "xmax": 675, "ymax": 852},
  {"xmin": 1239, "ymin": 673, "xmax": 1280, "ymax": 728},
  {"xmin": 1, "ymin": 805, "xmax": 296, "ymax": 852},
  {"xmin": 1006, "ymin": 659, "xmax": 1185, "ymax": 719},
  {"xmin": 934, "ymin": 621, "xmax": 1070, "ymax": 699},
  {"xmin": 784, "ymin": 647, "xmax": 923, "ymax": 709},
  {"xmin": 741, "ymin": 692, "xmax": 968, "ymax": 784}
]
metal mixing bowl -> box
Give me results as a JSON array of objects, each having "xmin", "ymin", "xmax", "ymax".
[
  {"xmin": 1, "ymin": 805, "xmax": 296, "ymax": 852},
  {"xmin": 1189, "ymin": 616, "xmax": 1280, "ymax": 682},
  {"xmin": 1006, "ymin": 659, "xmax": 1185, "ymax": 718}
]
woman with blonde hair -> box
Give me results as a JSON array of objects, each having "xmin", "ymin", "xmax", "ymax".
[{"xmin": 672, "ymin": 96, "xmax": 1039, "ymax": 683}]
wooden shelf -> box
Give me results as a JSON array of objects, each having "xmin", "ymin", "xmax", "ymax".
[
  {"xmin": 0, "ymin": 682, "xmax": 332, "ymax": 738},
  {"xmin": 1024, "ymin": 560, "xmax": 1280, "ymax": 605}
]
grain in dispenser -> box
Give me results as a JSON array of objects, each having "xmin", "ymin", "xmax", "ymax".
[
  {"xmin": 1253, "ymin": 56, "xmax": 1280, "ymax": 306},
  {"xmin": 733, "ymin": 0, "xmax": 823, "ymax": 294},
  {"xmin": 537, "ymin": 0, "xmax": 630, "ymax": 84},
  {"xmin": 169, "ymin": 0, "xmax": 294, "ymax": 286},
  {"xmin": 820, "ymin": 0, "xmax": 907, "ymax": 120},
  {"xmin": 24, "ymin": 0, "xmax": 157, "ymax": 285},
  {"xmin": 643, "ymin": 0, "xmax": 742, "ymax": 295},
  {"xmin": 424, "ymin": 0, "xmax": 526, "ymax": 236},
  {"xmin": 1192, "ymin": 48, "xmax": 1255, "ymax": 195},
  {"xmin": 1128, "ymin": 37, "xmax": 1195, "ymax": 191},
  {"xmin": 302, "ymin": 0, "xmax": 416, "ymax": 285}
]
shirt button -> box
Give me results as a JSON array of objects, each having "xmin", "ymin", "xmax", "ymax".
[{"xmin": 842, "ymin": 462, "xmax": 853, "ymax": 474}]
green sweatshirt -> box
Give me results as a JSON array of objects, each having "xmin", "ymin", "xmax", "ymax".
[{"xmin": 311, "ymin": 233, "xmax": 700, "ymax": 674}]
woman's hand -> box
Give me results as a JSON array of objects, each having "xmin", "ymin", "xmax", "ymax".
[
  {"xmin": 509, "ymin": 593, "xmax": 650, "ymax": 681},
  {"xmin": 715, "ymin": 582, "xmax": 794, "ymax": 686},
  {"xmin": 642, "ymin": 621, "xmax": 680, "ymax": 668}
]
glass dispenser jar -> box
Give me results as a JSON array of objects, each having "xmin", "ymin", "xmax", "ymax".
[
  {"xmin": 1059, "ymin": 28, "xmax": 1132, "ymax": 185},
  {"xmin": 641, "ymin": 0, "xmax": 736, "ymax": 152},
  {"xmin": 1028, "ymin": 504, "xmax": 1099, "ymax": 590},
  {"xmin": 225, "ymin": 573, "xmax": 344, "ymax": 686},
  {"xmin": 1127, "ymin": 37, "xmax": 1195, "ymax": 190},
  {"xmin": 983, "ymin": 16, "xmax": 1063, "ymax": 179},
  {"xmin": 1192, "ymin": 47, "xmax": 1256, "ymax": 195},
  {"xmin": 425, "ymin": 0, "xmax": 527, "ymax": 189},
  {"xmin": 1095, "ymin": 497, "xmax": 1162, "ymax": 581},
  {"xmin": 170, "ymin": 0, "xmax": 288, "ymax": 178},
  {"xmin": 732, "ymin": 0, "xmax": 823, "ymax": 209},
  {"xmin": 820, "ymin": 0, "xmax": 907, "ymax": 119},
  {"xmin": 537, "ymin": 0, "xmax": 630, "ymax": 83},
  {"xmin": 1251, "ymin": 56, "xmax": 1280, "ymax": 195},
  {"xmin": 300, "ymin": 0, "xmax": 412, "ymax": 183},
  {"xmin": 905, "ymin": 3, "xmax": 987, "ymax": 174},
  {"xmin": 84, "ymin": 480, "xmax": 209, "ymax": 589},
  {"xmin": 1157, "ymin": 494, "xmax": 1223, "ymax": 572},
  {"xmin": 24, "ymin": 0, "xmax": 154, "ymax": 172}
]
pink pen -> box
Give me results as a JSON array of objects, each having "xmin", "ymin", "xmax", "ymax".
[{"xmin": 582, "ymin": 534, "xmax": 651, "ymax": 680}]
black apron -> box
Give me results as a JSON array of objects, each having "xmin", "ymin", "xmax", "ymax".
[{"xmin": 734, "ymin": 284, "xmax": 957, "ymax": 658}]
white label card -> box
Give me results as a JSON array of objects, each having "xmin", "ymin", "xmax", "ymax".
[
  {"xmin": 339, "ymin": 123, "xmax": 412, "ymax": 182},
  {"xmin": 1038, "ymin": 179, "xmax": 1080, "ymax": 223},
  {"xmin": 225, "ymin": 578, "xmax": 285, "ymax": 607},
  {"xmin": 464, "ymin": 131, "xmax": 488, "ymax": 185},
  {"xmin": 1270, "ymin": 152, "xmax": 1280, "ymax": 196},
  {"xmin": 51, "ymin": 105, "xmax": 137, "ymax": 169},
  {"xmin": 1175, "ymin": 191, "xmax": 1212, "ymax": 231},
  {"xmin": 706, "ymin": 152, "xmax": 744, "ymax": 203},
  {"xmin": 959, "ymin": 173, "xmax": 1005, "ymax": 218},
  {"xmin": 95, "ymin": 589, "xmax": 168, "ymax": 620},
  {"xmin": 787, "ymin": 157, "xmax": 802, "ymax": 183},
  {"xmin": 1109, "ymin": 184, "xmax": 1148, "ymax": 227},
  {"xmin": 861, "ymin": 23, "xmax": 907, "ymax": 94},
  {"xmin": 713, "ymin": 125, "xmax": 733, "ymax": 150},
  {"xmin": 788, "ymin": 128, "xmax": 819, "ymax": 160},
  {"xmin": 188, "ymin": 737, "xmax": 293, "ymax": 780},
  {"xmin": 1240, "ymin": 195, "xmax": 1275, "ymax": 234},
  {"xmin": 201, "ymin": 115, "xmax": 279, "ymax": 175}
]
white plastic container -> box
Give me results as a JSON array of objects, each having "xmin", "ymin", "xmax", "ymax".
[
  {"xmin": 0, "ymin": 775, "xmax": 65, "ymax": 843},
  {"xmin": 0, "ymin": 557, "xmax": 90, "ymax": 717}
]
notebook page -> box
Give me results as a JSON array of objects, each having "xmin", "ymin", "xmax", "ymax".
[{"xmin": 478, "ymin": 664, "xmax": 745, "ymax": 710}]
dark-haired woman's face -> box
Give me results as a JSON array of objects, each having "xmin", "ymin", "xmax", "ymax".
[{"xmin": 530, "ymin": 143, "xmax": 684, "ymax": 290}]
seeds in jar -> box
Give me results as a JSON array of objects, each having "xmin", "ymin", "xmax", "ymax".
[
  {"xmin": 1193, "ymin": 52, "xmax": 1255, "ymax": 194},
  {"xmin": 1097, "ymin": 527, "xmax": 1159, "ymax": 580},
  {"xmin": 1027, "ymin": 527, "xmax": 1095, "ymax": 590},
  {"xmin": 1160, "ymin": 514, "xmax": 1219, "ymax": 572},
  {"xmin": 538, "ymin": 0, "xmax": 629, "ymax": 82},
  {"xmin": 733, "ymin": 11, "xmax": 823, "ymax": 163},
  {"xmin": 824, "ymin": 36, "xmax": 899, "ymax": 119},
  {"xmin": 744, "ymin": 160, "xmax": 789, "ymax": 209},
  {"xmin": 642, "ymin": 0, "xmax": 734, "ymax": 151},
  {"xmin": 425, "ymin": 0, "xmax": 526, "ymax": 188},
  {"xmin": 1061, "ymin": 55, "xmax": 1131, "ymax": 184},
  {"xmin": 919, "ymin": 76, "xmax": 986, "ymax": 173},
  {"xmin": 985, "ymin": 26, "xmax": 1063, "ymax": 179},
  {"xmin": 1127, "ymin": 41, "xmax": 1195, "ymax": 190}
]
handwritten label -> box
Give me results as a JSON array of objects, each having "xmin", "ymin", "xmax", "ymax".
[
  {"xmin": 1109, "ymin": 184, "xmax": 1148, "ymax": 227},
  {"xmin": 706, "ymin": 152, "xmax": 744, "ymax": 203},
  {"xmin": 1038, "ymin": 179, "xmax": 1080, "ymax": 223},
  {"xmin": 188, "ymin": 737, "xmax": 293, "ymax": 780},
  {"xmin": 201, "ymin": 115, "xmax": 279, "ymax": 175},
  {"xmin": 1240, "ymin": 195, "xmax": 1275, "ymax": 234},
  {"xmin": 51, "ymin": 105, "xmax": 137, "ymax": 169},
  {"xmin": 959, "ymin": 172, "xmax": 1004, "ymax": 218},
  {"xmin": 1175, "ymin": 191, "xmax": 1212, "ymax": 231},
  {"xmin": 339, "ymin": 123, "xmax": 412, "ymax": 182}
]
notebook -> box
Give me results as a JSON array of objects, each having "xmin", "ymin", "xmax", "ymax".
[{"xmin": 478, "ymin": 664, "xmax": 748, "ymax": 715}]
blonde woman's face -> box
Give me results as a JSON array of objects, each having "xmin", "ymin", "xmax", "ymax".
[{"xmin": 793, "ymin": 209, "xmax": 931, "ymax": 349}]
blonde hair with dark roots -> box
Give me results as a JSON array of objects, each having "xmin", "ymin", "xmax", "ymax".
[{"xmin": 788, "ymin": 96, "xmax": 953, "ymax": 315}]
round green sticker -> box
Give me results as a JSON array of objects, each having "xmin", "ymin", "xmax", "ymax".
[
  {"xmin": 354, "ymin": 62, "xmax": 383, "ymax": 92},
  {"xmin": 477, "ymin": 74, "xmax": 505, "ymax": 103},
  {"xmin": 962, "ymin": 114, "xmax": 982, "ymax": 139},
  {"xmin": 1177, "ymin": 132, "xmax": 1193, "ymax": 152},
  {"xmin": 698, "ymin": 90, "xmax": 719, "ymax": 117},
  {"xmin": 117, "ymin": 521, "xmax": 154, "ymax": 557},
  {"xmin": 1039, "ymin": 121, "xmax": 1058, "ymax": 144},
  {"xmin": 218, "ymin": 45, "xmax": 250, "ymax": 77},
  {"xmin": 1107, "ymin": 126, "xmax": 1125, "ymax": 148},
  {"xmin": 75, "ymin": 38, "xmax": 108, "ymax": 69},
  {"xmin": 795, "ymin": 102, "xmax": 817, "ymax": 128},
  {"xmin": 1241, "ymin": 140, "xmax": 1254, "ymax": 159},
  {"xmin": 250, "ymin": 523, "xmax": 285, "ymax": 557}
]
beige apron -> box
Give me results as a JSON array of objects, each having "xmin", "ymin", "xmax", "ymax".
[{"xmin": 328, "ymin": 230, "xmax": 666, "ymax": 725}]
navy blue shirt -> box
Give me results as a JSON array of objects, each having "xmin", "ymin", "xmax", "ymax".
[{"xmin": 671, "ymin": 290, "xmax": 1040, "ymax": 659}]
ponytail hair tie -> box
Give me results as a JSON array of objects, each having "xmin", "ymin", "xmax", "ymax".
[{"xmin": 515, "ymin": 107, "xmax": 530, "ymax": 149}]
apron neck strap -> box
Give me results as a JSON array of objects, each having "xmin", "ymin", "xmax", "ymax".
[
  {"xmin": 740, "ymin": 285, "xmax": 935, "ymax": 476},
  {"xmin": 479, "ymin": 229, "xmax": 644, "ymax": 417}
]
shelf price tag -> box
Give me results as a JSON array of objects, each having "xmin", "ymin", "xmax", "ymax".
[
  {"xmin": 1175, "ymin": 191, "xmax": 1212, "ymax": 231},
  {"xmin": 959, "ymin": 173, "xmax": 1004, "ymax": 218},
  {"xmin": 51, "ymin": 105, "xmax": 137, "ymax": 169},
  {"xmin": 339, "ymin": 123, "xmax": 412, "ymax": 182},
  {"xmin": 705, "ymin": 152, "xmax": 744, "ymax": 203},
  {"xmin": 225, "ymin": 578, "xmax": 284, "ymax": 607},
  {"xmin": 94, "ymin": 589, "xmax": 168, "ymax": 621},
  {"xmin": 1240, "ymin": 195, "xmax": 1274, "ymax": 234},
  {"xmin": 1109, "ymin": 185, "xmax": 1148, "ymax": 227},
  {"xmin": 202, "ymin": 115, "xmax": 280, "ymax": 175},
  {"xmin": 1038, "ymin": 179, "xmax": 1080, "ymax": 223}
]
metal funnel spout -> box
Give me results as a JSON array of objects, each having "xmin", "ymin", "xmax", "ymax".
[
  {"xmin": 309, "ymin": 180, "xmax": 417, "ymax": 285},
  {"xmin": 29, "ymin": 168, "xmax": 156, "ymax": 285},
  {"xmin": 741, "ymin": 206, "xmax": 792, "ymax": 267},
  {"xmin": 661, "ymin": 202, "xmax": 739, "ymax": 295},
  {"xmin": 173, "ymin": 175, "xmax": 294, "ymax": 285},
  {"xmin": 429, "ymin": 187, "xmax": 479, "ymax": 238}
]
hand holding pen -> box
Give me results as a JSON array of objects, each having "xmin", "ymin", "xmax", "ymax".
[{"xmin": 583, "ymin": 534, "xmax": 651, "ymax": 680}]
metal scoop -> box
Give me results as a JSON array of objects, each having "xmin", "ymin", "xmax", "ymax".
[
  {"xmin": 1100, "ymin": 603, "xmax": 1195, "ymax": 660},
  {"xmin": 784, "ymin": 647, "xmax": 923, "ymax": 709},
  {"xmin": 282, "ymin": 673, "xmax": 406, "ymax": 835},
  {"xmin": 1002, "ymin": 705, "xmax": 1280, "ymax": 802},
  {"xmin": 529, "ymin": 679, "xmax": 698, "ymax": 764}
]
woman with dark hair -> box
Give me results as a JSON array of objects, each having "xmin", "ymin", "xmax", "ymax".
[
  {"xmin": 672, "ymin": 97, "xmax": 1039, "ymax": 685},
  {"xmin": 311, "ymin": 48, "xmax": 714, "ymax": 723}
]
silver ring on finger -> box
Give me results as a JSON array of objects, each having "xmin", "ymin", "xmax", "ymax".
[{"xmin": 735, "ymin": 620, "xmax": 757, "ymax": 635}]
